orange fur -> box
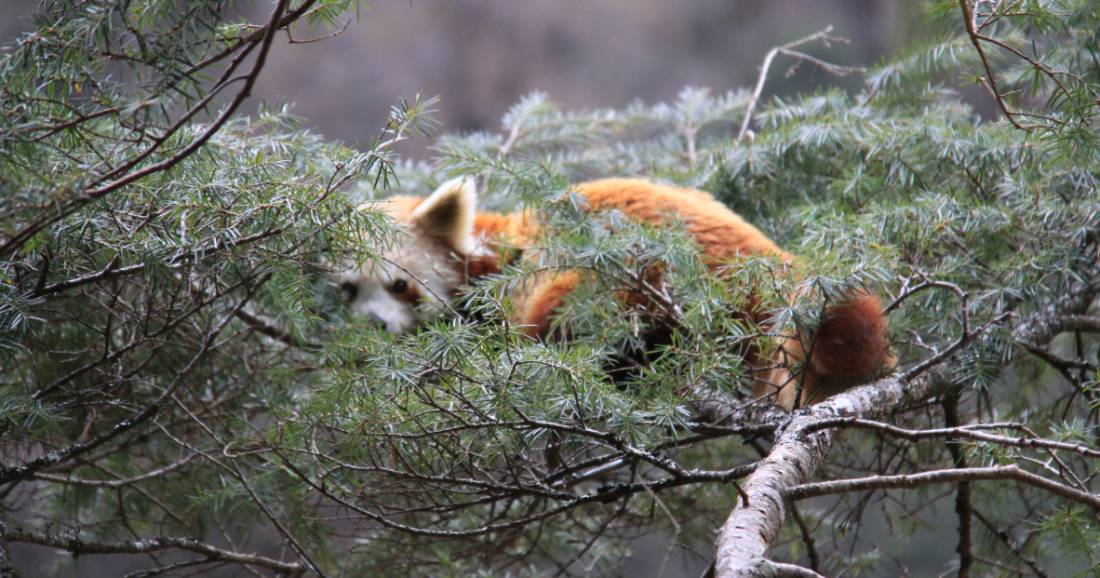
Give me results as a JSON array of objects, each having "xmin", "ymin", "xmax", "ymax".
[
  {"xmin": 513, "ymin": 271, "xmax": 582, "ymax": 338},
  {"xmin": 391, "ymin": 178, "xmax": 893, "ymax": 409},
  {"xmin": 573, "ymin": 179, "xmax": 791, "ymax": 262},
  {"xmin": 473, "ymin": 210, "xmax": 539, "ymax": 245},
  {"xmin": 762, "ymin": 292, "xmax": 895, "ymax": 408}
]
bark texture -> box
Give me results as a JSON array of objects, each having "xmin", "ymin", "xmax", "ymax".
[{"xmin": 713, "ymin": 368, "xmax": 955, "ymax": 578}]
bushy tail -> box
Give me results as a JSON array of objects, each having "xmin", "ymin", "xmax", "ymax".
[{"xmin": 809, "ymin": 292, "xmax": 894, "ymax": 381}]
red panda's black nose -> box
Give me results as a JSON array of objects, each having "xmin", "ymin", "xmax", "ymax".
[{"xmin": 365, "ymin": 312, "xmax": 387, "ymax": 330}]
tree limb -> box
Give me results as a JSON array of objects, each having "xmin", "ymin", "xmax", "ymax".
[
  {"xmin": 943, "ymin": 394, "xmax": 973, "ymax": 578},
  {"xmin": 712, "ymin": 366, "xmax": 957, "ymax": 578},
  {"xmin": 787, "ymin": 465, "xmax": 1100, "ymax": 509},
  {"xmin": 802, "ymin": 417, "xmax": 1100, "ymax": 459},
  {"xmin": 737, "ymin": 26, "xmax": 864, "ymax": 142},
  {"xmin": 2, "ymin": 525, "xmax": 302, "ymax": 574}
]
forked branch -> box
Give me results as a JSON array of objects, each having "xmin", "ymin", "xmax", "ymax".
[{"xmin": 737, "ymin": 26, "xmax": 865, "ymax": 142}]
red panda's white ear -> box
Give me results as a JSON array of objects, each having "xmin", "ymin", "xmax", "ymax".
[{"xmin": 411, "ymin": 176, "xmax": 478, "ymax": 255}]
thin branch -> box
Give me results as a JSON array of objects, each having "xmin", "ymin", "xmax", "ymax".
[
  {"xmin": 972, "ymin": 509, "xmax": 1051, "ymax": 578},
  {"xmin": 943, "ymin": 394, "xmax": 973, "ymax": 578},
  {"xmin": 786, "ymin": 464, "xmax": 1100, "ymax": 510},
  {"xmin": 765, "ymin": 561, "xmax": 828, "ymax": 578},
  {"xmin": 229, "ymin": 459, "xmax": 328, "ymax": 577},
  {"xmin": 234, "ymin": 309, "xmax": 321, "ymax": 350},
  {"xmin": 1019, "ymin": 341, "xmax": 1097, "ymax": 374},
  {"xmin": 957, "ymin": 0, "xmax": 1026, "ymax": 130},
  {"xmin": 2, "ymin": 526, "xmax": 302, "ymax": 574},
  {"xmin": 0, "ymin": 273, "xmax": 269, "ymax": 483},
  {"xmin": 0, "ymin": 0, "xmax": 294, "ymax": 259},
  {"xmin": 787, "ymin": 503, "xmax": 821, "ymax": 573},
  {"xmin": 32, "ymin": 455, "xmax": 197, "ymax": 488},
  {"xmin": 737, "ymin": 26, "xmax": 864, "ymax": 142},
  {"xmin": 286, "ymin": 19, "xmax": 351, "ymax": 44},
  {"xmin": 499, "ymin": 108, "xmax": 532, "ymax": 157},
  {"xmin": 84, "ymin": 0, "xmax": 289, "ymax": 198},
  {"xmin": 803, "ymin": 418, "xmax": 1100, "ymax": 459},
  {"xmin": 903, "ymin": 312, "xmax": 1011, "ymax": 382}
]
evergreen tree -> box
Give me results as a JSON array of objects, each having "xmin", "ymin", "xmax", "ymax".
[{"xmin": 1, "ymin": 1, "xmax": 1098, "ymax": 577}]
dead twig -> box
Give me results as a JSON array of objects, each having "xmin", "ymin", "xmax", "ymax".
[{"xmin": 737, "ymin": 26, "xmax": 865, "ymax": 142}]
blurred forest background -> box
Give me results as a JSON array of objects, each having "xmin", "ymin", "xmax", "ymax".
[
  {"xmin": 0, "ymin": 2, "xmax": 984, "ymax": 577},
  {"xmin": 1, "ymin": 1, "xmax": 920, "ymax": 576},
  {"xmin": 3, "ymin": 0, "xmax": 915, "ymax": 155}
]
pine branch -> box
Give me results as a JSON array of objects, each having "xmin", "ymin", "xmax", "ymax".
[
  {"xmin": 787, "ymin": 465, "xmax": 1100, "ymax": 509},
  {"xmin": 0, "ymin": 0, "xmax": 300, "ymax": 259},
  {"xmin": 0, "ymin": 273, "xmax": 269, "ymax": 484},
  {"xmin": 1, "ymin": 524, "xmax": 303, "ymax": 574}
]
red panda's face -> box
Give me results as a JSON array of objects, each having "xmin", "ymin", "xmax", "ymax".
[
  {"xmin": 335, "ymin": 235, "xmax": 464, "ymax": 333},
  {"xmin": 336, "ymin": 177, "xmax": 479, "ymax": 333}
]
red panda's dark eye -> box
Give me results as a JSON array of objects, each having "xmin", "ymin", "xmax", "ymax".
[
  {"xmin": 391, "ymin": 279, "xmax": 409, "ymax": 294},
  {"xmin": 339, "ymin": 281, "xmax": 359, "ymax": 301}
]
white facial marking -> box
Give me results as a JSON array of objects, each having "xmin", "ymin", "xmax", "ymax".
[
  {"xmin": 336, "ymin": 177, "xmax": 483, "ymax": 333},
  {"xmin": 354, "ymin": 285, "xmax": 416, "ymax": 334},
  {"xmin": 336, "ymin": 243, "xmax": 463, "ymax": 333}
]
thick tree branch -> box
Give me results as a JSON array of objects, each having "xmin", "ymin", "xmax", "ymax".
[
  {"xmin": 712, "ymin": 366, "xmax": 957, "ymax": 578},
  {"xmin": 1056, "ymin": 315, "xmax": 1100, "ymax": 334},
  {"xmin": 1012, "ymin": 273, "xmax": 1100, "ymax": 346},
  {"xmin": 712, "ymin": 265, "xmax": 1100, "ymax": 578}
]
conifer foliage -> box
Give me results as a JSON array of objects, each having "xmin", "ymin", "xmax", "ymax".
[{"xmin": 2, "ymin": 1, "xmax": 1099, "ymax": 577}]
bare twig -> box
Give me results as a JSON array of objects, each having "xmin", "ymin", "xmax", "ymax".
[
  {"xmin": 286, "ymin": 19, "xmax": 351, "ymax": 44},
  {"xmin": 32, "ymin": 455, "xmax": 197, "ymax": 488},
  {"xmin": 787, "ymin": 465, "xmax": 1100, "ymax": 510},
  {"xmin": 972, "ymin": 509, "xmax": 1051, "ymax": 578},
  {"xmin": 957, "ymin": 0, "xmax": 1026, "ymax": 130},
  {"xmin": 943, "ymin": 394, "xmax": 973, "ymax": 578},
  {"xmin": 803, "ymin": 418, "xmax": 1100, "ymax": 459},
  {"xmin": 737, "ymin": 26, "xmax": 865, "ymax": 142},
  {"xmin": 787, "ymin": 503, "xmax": 822, "ymax": 573},
  {"xmin": 2, "ymin": 525, "xmax": 302, "ymax": 574}
]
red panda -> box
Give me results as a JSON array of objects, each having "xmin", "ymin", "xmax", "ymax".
[{"xmin": 338, "ymin": 177, "xmax": 895, "ymax": 408}]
